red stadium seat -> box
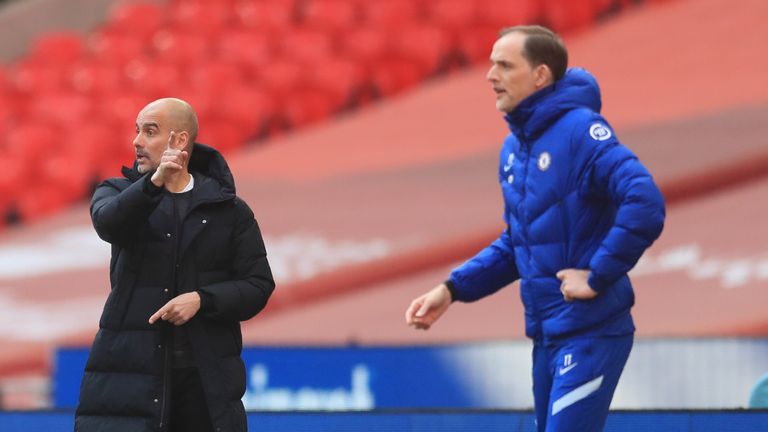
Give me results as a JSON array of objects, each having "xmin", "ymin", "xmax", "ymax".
[
  {"xmin": 166, "ymin": 0, "xmax": 233, "ymax": 38},
  {"xmin": 6, "ymin": 60, "xmax": 64, "ymax": 96},
  {"xmin": 63, "ymin": 123, "xmax": 113, "ymax": 169},
  {"xmin": 233, "ymin": 0, "xmax": 298, "ymax": 31},
  {"xmin": 105, "ymin": 1, "xmax": 165, "ymax": 42},
  {"xmin": 542, "ymin": 0, "xmax": 598, "ymax": 33},
  {"xmin": 0, "ymin": 155, "xmax": 25, "ymax": 204},
  {"xmin": 424, "ymin": 0, "xmax": 480, "ymax": 32},
  {"xmin": 64, "ymin": 123, "xmax": 134, "ymax": 182},
  {"xmin": 40, "ymin": 153, "xmax": 93, "ymax": 201},
  {"xmin": 282, "ymin": 90, "xmax": 335, "ymax": 128},
  {"xmin": 68, "ymin": 60, "xmax": 125, "ymax": 95},
  {"xmin": 151, "ymin": 30, "xmax": 211, "ymax": 66},
  {"xmin": 5, "ymin": 123, "xmax": 58, "ymax": 168},
  {"xmin": 0, "ymin": 90, "xmax": 12, "ymax": 135},
  {"xmin": 196, "ymin": 120, "xmax": 249, "ymax": 153},
  {"xmin": 253, "ymin": 57, "xmax": 337, "ymax": 127},
  {"xmin": 309, "ymin": 57, "xmax": 366, "ymax": 108},
  {"xmin": 255, "ymin": 59, "xmax": 303, "ymax": 96},
  {"xmin": 216, "ymin": 29, "xmax": 274, "ymax": 71},
  {"xmin": 124, "ymin": 58, "xmax": 185, "ymax": 99},
  {"xmin": 278, "ymin": 28, "xmax": 335, "ymax": 65},
  {"xmin": 360, "ymin": 0, "xmax": 424, "ymax": 30},
  {"xmin": 371, "ymin": 59, "xmax": 424, "ymax": 97},
  {"xmin": 457, "ymin": 25, "xmax": 502, "ymax": 64},
  {"xmin": 0, "ymin": 153, "xmax": 25, "ymax": 225},
  {"xmin": 29, "ymin": 32, "xmax": 84, "ymax": 67},
  {"xmin": 88, "ymin": 30, "xmax": 149, "ymax": 66},
  {"xmin": 101, "ymin": 92, "xmax": 146, "ymax": 122},
  {"xmin": 338, "ymin": 27, "xmax": 389, "ymax": 66},
  {"xmin": 15, "ymin": 184, "xmax": 71, "ymax": 223},
  {"xmin": 29, "ymin": 91, "xmax": 92, "ymax": 127},
  {"xmin": 389, "ymin": 25, "xmax": 454, "ymax": 75},
  {"xmin": 475, "ymin": 0, "xmax": 540, "ymax": 28},
  {"xmin": 218, "ymin": 84, "xmax": 274, "ymax": 137},
  {"xmin": 299, "ymin": 0, "xmax": 359, "ymax": 33},
  {"xmin": 187, "ymin": 61, "xmax": 246, "ymax": 94}
]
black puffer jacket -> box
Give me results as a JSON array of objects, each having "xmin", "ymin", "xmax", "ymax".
[{"xmin": 75, "ymin": 144, "xmax": 274, "ymax": 432}]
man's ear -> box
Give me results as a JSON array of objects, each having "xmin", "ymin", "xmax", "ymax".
[
  {"xmin": 175, "ymin": 131, "xmax": 190, "ymax": 150},
  {"xmin": 534, "ymin": 64, "xmax": 553, "ymax": 88}
]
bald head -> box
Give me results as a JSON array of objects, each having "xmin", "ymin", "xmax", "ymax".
[
  {"xmin": 134, "ymin": 98, "xmax": 200, "ymax": 174},
  {"xmin": 140, "ymin": 98, "xmax": 199, "ymax": 146}
]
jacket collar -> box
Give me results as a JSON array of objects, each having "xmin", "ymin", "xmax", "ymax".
[
  {"xmin": 504, "ymin": 67, "xmax": 603, "ymax": 141},
  {"xmin": 122, "ymin": 143, "xmax": 236, "ymax": 203}
]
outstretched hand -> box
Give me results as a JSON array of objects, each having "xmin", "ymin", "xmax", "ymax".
[{"xmin": 405, "ymin": 284, "xmax": 453, "ymax": 330}]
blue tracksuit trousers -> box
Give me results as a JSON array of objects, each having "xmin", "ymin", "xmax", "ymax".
[{"xmin": 532, "ymin": 334, "xmax": 633, "ymax": 432}]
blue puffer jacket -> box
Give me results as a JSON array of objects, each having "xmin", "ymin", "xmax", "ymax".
[{"xmin": 448, "ymin": 68, "xmax": 665, "ymax": 340}]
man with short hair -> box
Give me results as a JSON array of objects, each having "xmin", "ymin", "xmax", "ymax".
[
  {"xmin": 405, "ymin": 26, "xmax": 665, "ymax": 432},
  {"xmin": 76, "ymin": 98, "xmax": 274, "ymax": 432}
]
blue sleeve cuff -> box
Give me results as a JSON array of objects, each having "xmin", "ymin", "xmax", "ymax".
[
  {"xmin": 444, "ymin": 279, "xmax": 457, "ymax": 302},
  {"xmin": 587, "ymin": 271, "xmax": 611, "ymax": 293}
]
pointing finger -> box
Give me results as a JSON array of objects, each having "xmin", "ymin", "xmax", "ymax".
[
  {"xmin": 166, "ymin": 130, "xmax": 176, "ymax": 150},
  {"xmin": 149, "ymin": 305, "xmax": 167, "ymax": 324}
]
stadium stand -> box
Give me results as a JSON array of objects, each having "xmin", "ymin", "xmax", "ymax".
[
  {"xmin": 0, "ymin": 0, "xmax": 662, "ymax": 228},
  {"xmin": 0, "ymin": 0, "xmax": 767, "ymax": 413}
]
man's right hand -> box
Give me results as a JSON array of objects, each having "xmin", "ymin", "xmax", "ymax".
[
  {"xmin": 151, "ymin": 131, "xmax": 188, "ymax": 187},
  {"xmin": 405, "ymin": 283, "xmax": 453, "ymax": 330}
]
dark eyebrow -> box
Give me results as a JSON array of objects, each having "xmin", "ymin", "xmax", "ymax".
[{"xmin": 137, "ymin": 122, "xmax": 160, "ymax": 130}]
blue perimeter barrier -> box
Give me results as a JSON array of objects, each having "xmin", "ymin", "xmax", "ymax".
[{"xmin": 1, "ymin": 409, "xmax": 767, "ymax": 432}]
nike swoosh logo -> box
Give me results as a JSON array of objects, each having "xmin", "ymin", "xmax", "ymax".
[{"xmin": 558, "ymin": 362, "xmax": 578, "ymax": 376}]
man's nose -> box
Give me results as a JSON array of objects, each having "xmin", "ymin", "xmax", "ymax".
[{"xmin": 486, "ymin": 67, "xmax": 496, "ymax": 82}]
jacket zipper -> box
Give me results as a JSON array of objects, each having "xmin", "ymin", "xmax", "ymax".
[
  {"xmin": 516, "ymin": 134, "xmax": 545, "ymax": 335},
  {"xmin": 159, "ymin": 196, "xmax": 181, "ymax": 430},
  {"xmin": 159, "ymin": 338, "xmax": 170, "ymax": 430}
]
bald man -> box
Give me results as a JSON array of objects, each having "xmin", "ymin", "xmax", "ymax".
[{"xmin": 76, "ymin": 98, "xmax": 275, "ymax": 432}]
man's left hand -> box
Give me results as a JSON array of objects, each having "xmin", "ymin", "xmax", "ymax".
[
  {"xmin": 149, "ymin": 292, "xmax": 201, "ymax": 326},
  {"xmin": 556, "ymin": 269, "xmax": 598, "ymax": 302}
]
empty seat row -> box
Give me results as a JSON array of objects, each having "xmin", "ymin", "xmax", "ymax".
[{"xmin": 0, "ymin": 0, "xmax": 646, "ymax": 228}]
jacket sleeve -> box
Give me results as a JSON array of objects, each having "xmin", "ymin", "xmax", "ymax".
[
  {"xmin": 579, "ymin": 125, "xmax": 666, "ymax": 292},
  {"xmin": 90, "ymin": 174, "xmax": 164, "ymax": 245},
  {"xmin": 198, "ymin": 199, "xmax": 275, "ymax": 322},
  {"xmin": 447, "ymin": 228, "xmax": 519, "ymax": 302}
]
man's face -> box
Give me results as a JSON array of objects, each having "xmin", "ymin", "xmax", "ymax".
[
  {"xmin": 134, "ymin": 106, "xmax": 169, "ymax": 174},
  {"xmin": 486, "ymin": 32, "xmax": 541, "ymax": 113}
]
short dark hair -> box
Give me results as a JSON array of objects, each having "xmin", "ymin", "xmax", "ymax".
[{"xmin": 499, "ymin": 25, "xmax": 568, "ymax": 82}]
